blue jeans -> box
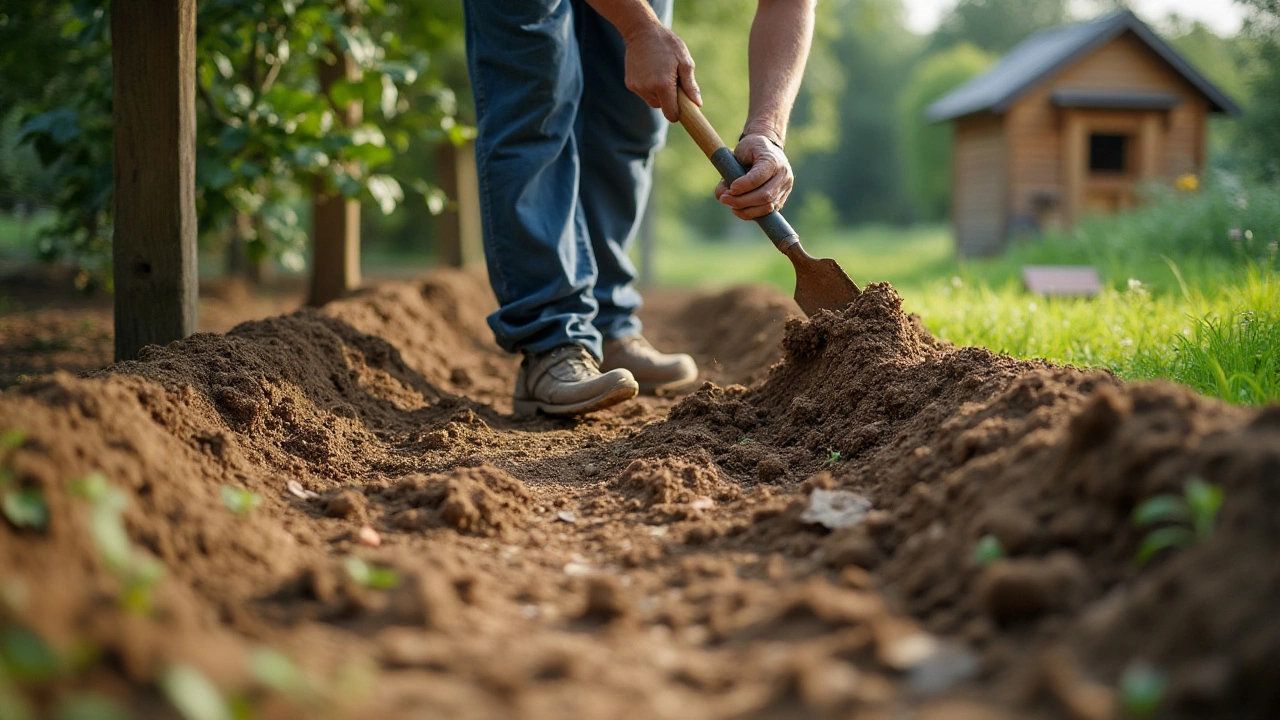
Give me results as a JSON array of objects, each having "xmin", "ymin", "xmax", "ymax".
[{"xmin": 463, "ymin": 0, "xmax": 670, "ymax": 360}]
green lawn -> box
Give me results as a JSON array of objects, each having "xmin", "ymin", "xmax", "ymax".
[{"xmin": 651, "ymin": 222, "xmax": 1279, "ymax": 406}]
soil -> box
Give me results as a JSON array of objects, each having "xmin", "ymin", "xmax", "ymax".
[{"xmin": 1, "ymin": 270, "xmax": 1278, "ymax": 719}]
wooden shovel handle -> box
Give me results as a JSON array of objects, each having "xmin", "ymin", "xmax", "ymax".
[{"xmin": 676, "ymin": 93, "xmax": 800, "ymax": 253}]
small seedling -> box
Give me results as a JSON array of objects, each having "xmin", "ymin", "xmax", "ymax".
[
  {"xmin": 2, "ymin": 489, "xmax": 47, "ymax": 531},
  {"xmin": 824, "ymin": 449, "xmax": 843, "ymax": 466},
  {"xmin": 160, "ymin": 663, "xmax": 232, "ymax": 720},
  {"xmin": 71, "ymin": 473, "xmax": 164, "ymax": 614},
  {"xmin": 344, "ymin": 557, "xmax": 401, "ymax": 590},
  {"xmin": 736, "ymin": 437, "xmax": 757, "ymax": 445},
  {"xmin": 220, "ymin": 486, "xmax": 261, "ymax": 517},
  {"xmin": 0, "ymin": 624, "xmax": 62, "ymax": 683},
  {"xmin": 1132, "ymin": 476, "xmax": 1223, "ymax": 564},
  {"xmin": 972, "ymin": 534, "xmax": 1005, "ymax": 566},
  {"xmin": 1119, "ymin": 664, "xmax": 1167, "ymax": 719}
]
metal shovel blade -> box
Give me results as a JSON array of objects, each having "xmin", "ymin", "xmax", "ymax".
[{"xmin": 786, "ymin": 243, "xmax": 861, "ymax": 316}]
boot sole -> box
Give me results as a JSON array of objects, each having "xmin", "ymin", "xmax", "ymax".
[{"xmin": 513, "ymin": 379, "xmax": 639, "ymax": 417}]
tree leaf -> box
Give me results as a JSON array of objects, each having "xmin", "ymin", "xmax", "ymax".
[{"xmin": 366, "ymin": 175, "xmax": 403, "ymax": 215}]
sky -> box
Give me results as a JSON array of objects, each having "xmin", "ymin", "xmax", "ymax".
[{"xmin": 903, "ymin": 0, "xmax": 1249, "ymax": 36}]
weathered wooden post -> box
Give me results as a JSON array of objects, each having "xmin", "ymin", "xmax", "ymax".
[
  {"xmin": 111, "ymin": 0, "xmax": 199, "ymax": 361},
  {"xmin": 435, "ymin": 140, "xmax": 483, "ymax": 268},
  {"xmin": 308, "ymin": 49, "xmax": 363, "ymax": 306}
]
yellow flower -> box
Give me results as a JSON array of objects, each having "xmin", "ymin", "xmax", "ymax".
[{"xmin": 1176, "ymin": 174, "xmax": 1200, "ymax": 193}]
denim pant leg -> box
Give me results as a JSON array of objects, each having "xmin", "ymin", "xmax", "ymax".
[
  {"xmin": 464, "ymin": 0, "xmax": 603, "ymax": 359},
  {"xmin": 573, "ymin": 0, "xmax": 671, "ymax": 341}
]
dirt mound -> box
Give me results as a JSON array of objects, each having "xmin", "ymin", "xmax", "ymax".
[{"xmin": 3, "ymin": 271, "xmax": 1279, "ymax": 719}]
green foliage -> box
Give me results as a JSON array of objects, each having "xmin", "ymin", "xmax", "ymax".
[
  {"xmin": 220, "ymin": 486, "xmax": 262, "ymax": 517},
  {"xmin": 1237, "ymin": 0, "xmax": 1280, "ymax": 181},
  {"xmin": 0, "ymin": 625, "xmax": 62, "ymax": 684},
  {"xmin": 344, "ymin": 557, "xmax": 401, "ymax": 590},
  {"xmin": 0, "ymin": 429, "xmax": 46, "ymax": 531},
  {"xmin": 54, "ymin": 694, "xmax": 133, "ymax": 720},
  {"xmin": 898, "ymin": 43, "xmax": 996, "ymax": 220},
  {"xmin": 71, "ymin": 473, "xmax": 164, "ymax": 614},
  {"xmin": 1118, "ymin": 664, "xmax": 1168, "ymax": 719},
  {"xmin": 160, "ymin": 663, "xmax": 232, "ymax": 720},
  {"xmin": 823, "ymin": 449, "xmax": 843, "ymax": 466},
  {"xmin": 11, "ymin": 0, "xmax": 462, "ymax": 284},
  {"xmin": 930, "ymin": 0, "xmax": 1070, "ymax": 54},
  {"xmin": 1132, "ymin": 477, "xmax": 1223, "ymax": 564},
  {"xmin": 972, "ymin": 534, "xmax": 1005, "ymax": 566}
]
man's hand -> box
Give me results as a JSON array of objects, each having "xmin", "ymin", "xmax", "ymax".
[
  {"xmin": 621, "ymin": 22, "xmax": 701, "ymax": 122},
  {"xmin": 714, "ymin": 134, "xmax": 794, "ymax": 221}
]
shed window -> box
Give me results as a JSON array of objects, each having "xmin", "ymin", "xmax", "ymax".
[{"xmin": 1089, "ymin": 134, "xmax": 1129, "ymax": 173}]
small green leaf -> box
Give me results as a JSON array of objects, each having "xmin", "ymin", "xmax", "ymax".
[
  {"xmin": 344, "ymin": 557, "xmax": 401, "ymax": 590},
  {"xmin": 1136, "ymin": 526, "xmax": 1195, "ymax": 565},
  {"xmin": 0, "ymin": 429, "xmax": 26, "ymax": 451},
  {"xmin": 1183, "ymin": 478, "xmax": 1223, "ymax": 540},
  {"xmin": 973, "ymin": 534, "xmax": 1005, "ymax": 566},
  {"xmin": 160, "ymin": 664, "xmax": 232, "ymax": 720},
  {"xmin": 220, "ymin": 486, "xmax": 261, "ymax": 517},
  {"xmin": 824, "ymin": 449, "xmax": 843, "ymax": 466},
  {"xmin": 1131, "ymin": 495, "xmax": 1189, "ymax": 527},
  {"xmin": 0, "ymin": 625, "xmax": 62, "ymax": 683},
  {"xmin": 1119, "ymin": 664, "xmax": 1167, "ymax": 719},
  {"xmin": 3, "ymin": 489, "xmax": 48, "ymax": 530},
  {"xmin": 249, "ymin": 648, "xmax": 303, "ymax": 696}
]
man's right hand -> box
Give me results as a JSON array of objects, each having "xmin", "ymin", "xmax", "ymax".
[{"xmin": 621, "ymin": 21, "xmax": 701, "ymax": 122}]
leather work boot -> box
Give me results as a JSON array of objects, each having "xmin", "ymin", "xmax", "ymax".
[
  {"xmin": 601, "ymin": 334, "xmax": 698, "ymax": 394},
  {"xmin": 514, "ymin": 344, "xmax": 639, "ymax": 417}
]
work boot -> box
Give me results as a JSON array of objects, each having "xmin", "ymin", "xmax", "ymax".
[
  {"xmin": 513, "ymin": 344, "xmax": 639, "ymax": 417},
  {"xmin": 601, "ymin": 334, "xmax": 698, "ymax": 394}
]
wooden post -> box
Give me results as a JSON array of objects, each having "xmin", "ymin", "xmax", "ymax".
[
  {"xmin": 308, "ymin": 49, "xmax": 362, "ymax": 306},
  {"xmin": 436, "ymin": 140, "xmax": 483, "ymax": 268},
  {"xmin": 1061, "ymin": 111, "xmax": 1085, "ymax": 228},
  {"xmin": 111, "ymin": 0, "xmax": 198, "ymax": 361}
]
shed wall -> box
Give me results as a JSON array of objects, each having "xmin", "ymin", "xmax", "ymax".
[{"xmin": 952, "ymin": 113, "xmax": 1007, "ymax": 257}]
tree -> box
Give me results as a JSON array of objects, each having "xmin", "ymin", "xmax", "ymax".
[
  {"xmin": 1236, "ymin": 0, "xmax": 1280, "ymax": 179},
  {"xmin": 898, "ymin": 44, "xmax": 996, "ymax": 221},
  {"xmin": 13, "ymin": 0, "xmax": 464, "ymax": 287},
  {"xmin": 930, "ymin": 0, "xmax": 1070, "ymax": 55}
]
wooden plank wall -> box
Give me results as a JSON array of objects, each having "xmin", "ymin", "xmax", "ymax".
[
  {"xmin": 952, "ymin": 113, "xmax": 1008, "ymax": 256},
  {"xmin": 1004, "ymin": 31, "xmax": 1210, "ymax": 229}
]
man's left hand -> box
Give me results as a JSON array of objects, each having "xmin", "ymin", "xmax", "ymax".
[{"xmin": 714, "ymin": 134, "xmax": 794, "ymax": 221}]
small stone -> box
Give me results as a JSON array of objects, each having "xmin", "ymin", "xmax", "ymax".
[
  {"xmin": 583, "ymin": 464, "xmax": 599, "ymax": 477},
  {"xmin": 690, "ymin": 497, "xmax": 715, "ymax": 511},
  {"xmin": 357, "ymin": 525, "xmax": 381, "ymax": 547},
  {"xmin": 564, "ymin": 562, "xmax": 592, "ymax": 577},
  {"xmin": 801, "ymin": 489, "xmax": 872, "ymax": 530},
  {"xmin": 556, "ymin": 510, "xmax": 577, "ymax": 524},
  {"xmin": 286, "ymin": 480, "xmax": 319, "ymax": 500}
]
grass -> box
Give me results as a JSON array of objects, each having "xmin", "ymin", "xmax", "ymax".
[{"xmin": 650, "ymin": 183, "xmax": 1280, "ymax": 406}]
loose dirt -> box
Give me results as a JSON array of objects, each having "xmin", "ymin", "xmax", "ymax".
[{"xmin": 1, "ymin": 271, "xmax": 1277, "ymax": 719}]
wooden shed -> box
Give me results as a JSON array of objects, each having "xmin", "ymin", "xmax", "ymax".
[{"xmin": 927, "ymin": 10, "xmax": 1240, "ymax": 256}]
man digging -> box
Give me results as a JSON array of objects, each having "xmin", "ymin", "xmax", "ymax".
[{"xmin": 463, "ymin": 0, "xmax": 813, "ymax": 415}]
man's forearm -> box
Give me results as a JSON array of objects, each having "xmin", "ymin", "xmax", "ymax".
[
  {"xmin": 745, "ymin": 0, "xmax": 815, "ymax": 145},
  {"xmin": 582, "ymin": 0, "xmax": 663, "ymax": 42}
]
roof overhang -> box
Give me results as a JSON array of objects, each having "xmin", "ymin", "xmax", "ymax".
[{"xmin": 1051, "ymin": 89, "xmax": 1183, "ymax": 111}]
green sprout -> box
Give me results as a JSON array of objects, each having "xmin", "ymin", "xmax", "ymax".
[
  {"xmin": 0, "ymin": 429, "xmax": 46, "ymax": 532},
  {"xmin": 1119, "ymin": 664, "xmax": 1167, "ymax": 719},
  {"xmin": 160, "ymin": 663, "xmax": 232, "ymax": 720},
  {"xmin": 823, "ymin": 449, "xmax": 843, "ymax": 466},
  {"xmin": 71, "ymin": 473, "xmax": 164, "ymax": 614},
  {"xmin": 1132, "ymin": 477, "xmax": 1223, "ymax": 564},
  {"xmin": 736, "ymin": 437, "xmax": 757, "ymax": 445},
  {"xmin": 343, "ymin": 557, "xmax": 401, "ymax": 590},
  {"xmin": 220, "ymin": 486, "xmax": 261, "ymax": 517},
  {"xmin": 972, "ymin": 534, "xmax": 1005, "ymax": 566}
]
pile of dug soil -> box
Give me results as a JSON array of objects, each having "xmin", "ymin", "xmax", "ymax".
[{"xmin": 1, "ymin": 272, "xmax": 1277, "ymax": 719}]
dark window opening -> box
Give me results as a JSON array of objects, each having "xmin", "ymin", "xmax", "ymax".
[{"xmin": 1089, "ymin": 133, "xmax": 1129, "ymax": 173}]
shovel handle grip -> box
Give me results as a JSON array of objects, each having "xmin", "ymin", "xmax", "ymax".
[{"xmin": 676, "ymin": 93, "xmax": 799, "ymax": 253}]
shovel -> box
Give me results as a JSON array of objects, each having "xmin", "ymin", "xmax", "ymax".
[{"xmin": 676, "ymin": 93, "xmax": 860, "ymax": 317}]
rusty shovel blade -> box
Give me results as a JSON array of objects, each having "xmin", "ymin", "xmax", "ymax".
[{"xmin": 786, "ymin": 243, "xmax": 861, "ymax": 316}]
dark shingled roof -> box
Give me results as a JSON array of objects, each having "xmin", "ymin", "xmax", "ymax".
[{"xmin": 926, "ymin": 10, "xmax": 1241, "ymax": 122}]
